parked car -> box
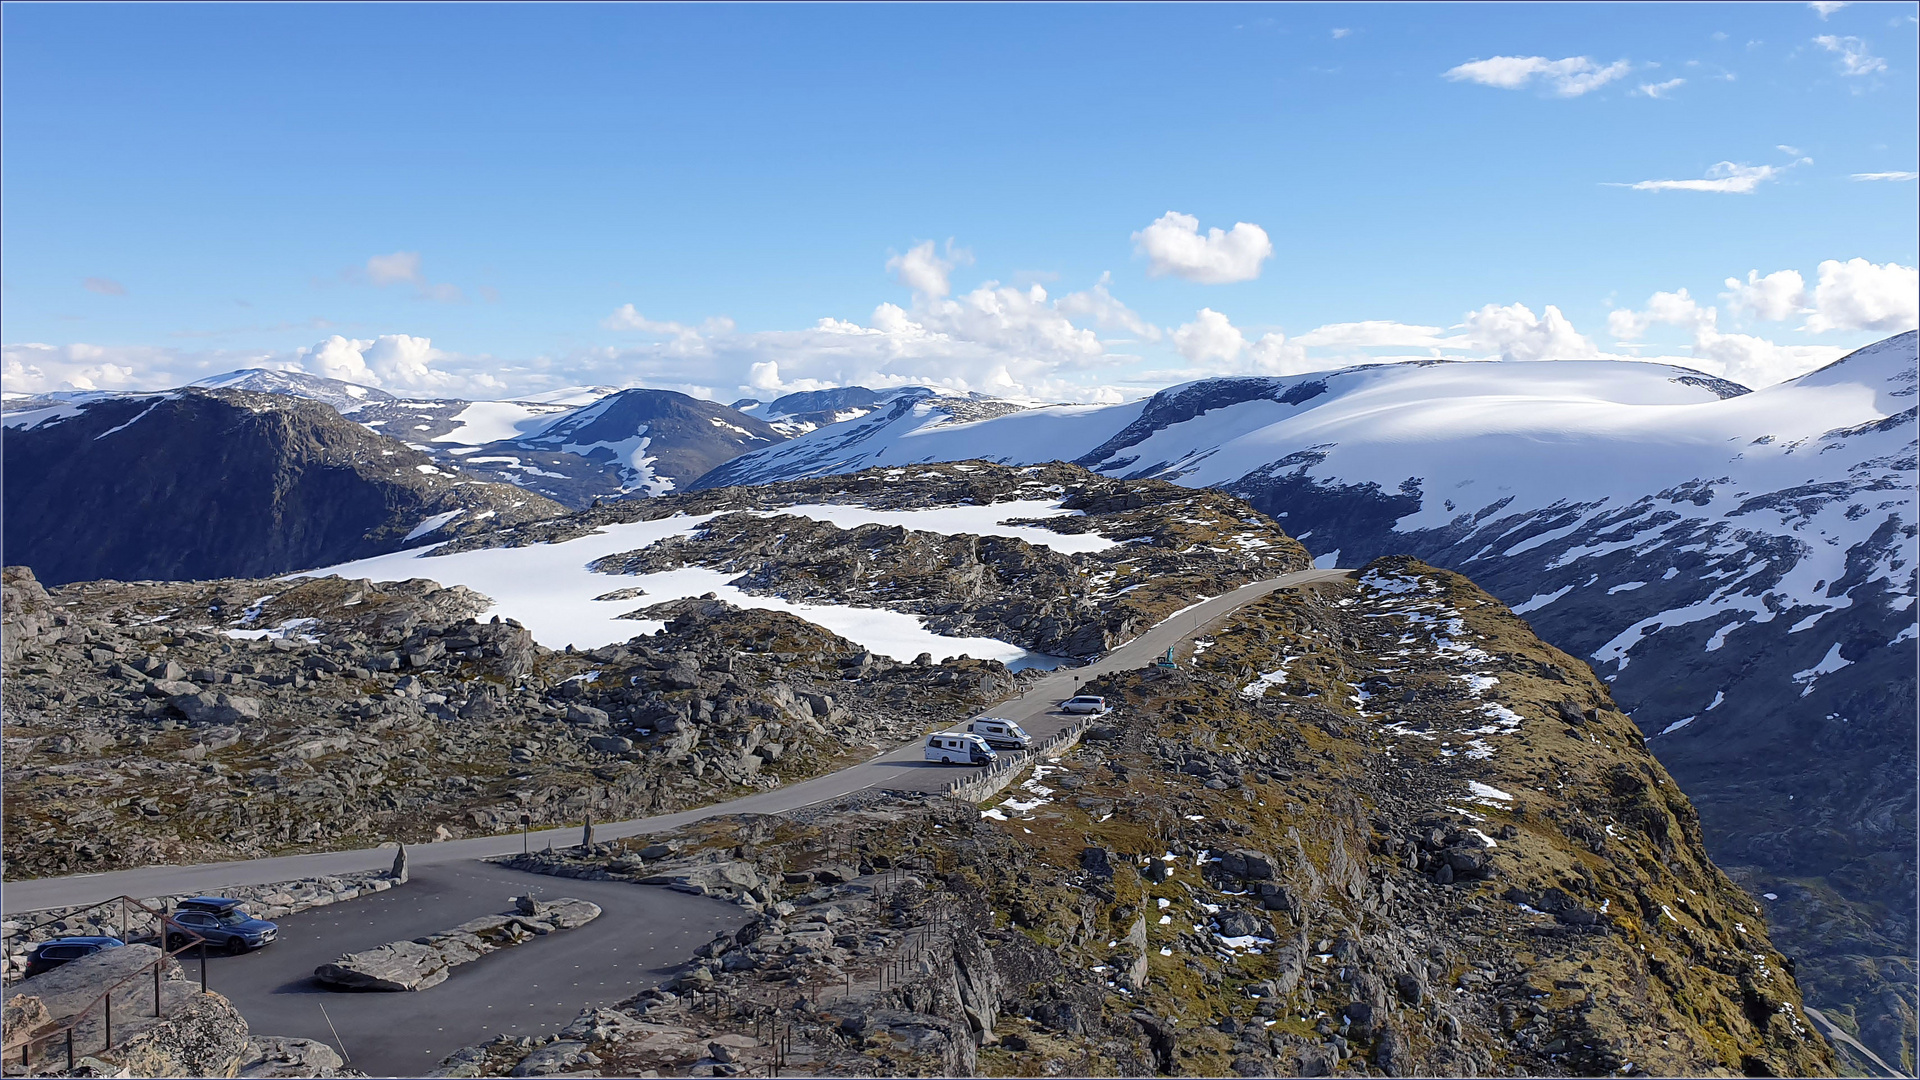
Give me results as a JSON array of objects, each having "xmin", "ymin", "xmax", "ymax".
[
  {"xmin": 23, "ymin": 936, "xmax": 124, "ymax": 978},
  {"xmin": 165, "ymin": 898, "xmax": 277, "ymax": 954},
  {"xmin": 1061, "ymin": 695, "xmax": 1108, "ymax": 714},
  {"xmin": 966, "ymin": 718, "xmax": 1032, "ymax": 750},
  {"xmin": 924, "ymin": 732, "xmax": 996, "ymax": 765}
]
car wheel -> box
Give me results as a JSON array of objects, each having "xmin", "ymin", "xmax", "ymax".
[{"xmin": 226, "ymin": 937, "xmax": 247, "ymax": 956}]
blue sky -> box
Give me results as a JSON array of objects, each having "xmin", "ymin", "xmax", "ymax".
[{"xmin": 4, "ymin": 2, "xmax": 1915, "ymax": 401}]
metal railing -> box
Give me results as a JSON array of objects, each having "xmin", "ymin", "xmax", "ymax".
[{"xmin": 2, "ymin": 896, "xmax": 216, "ymax": 1073}]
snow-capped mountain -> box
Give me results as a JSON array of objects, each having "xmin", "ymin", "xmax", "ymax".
[
  {"xmin": 731, "ymin": 385, "xmax": 1025, "ymax": 437},
  {"xmin": 732, "ymin": 385, "xmax": 936, "ymax": 435},
  {"xmin": 702, "ymin": 332, "xmax": 1918, "ymax": 1046},
  {"xmin": 190, "ymin": 367, "xmax": 397, "ymax": 412},
  {"xmin": 492, "ymin": 388, "xmax": 789, "ymax": 498},
  {"xmin": 1, "ymin": 387, "xmax": 564, "ymax": 585}
]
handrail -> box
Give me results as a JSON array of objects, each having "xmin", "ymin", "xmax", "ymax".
[{"xmin": 1, "ymin": 895, "xmax": 217, "ymax": 1071}]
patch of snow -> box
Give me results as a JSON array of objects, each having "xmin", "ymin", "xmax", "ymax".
[
  {"xmin": 404, "ymin": 509, "xmax": 466, "ymax": 541},
  {"xmin": 753, "ymin": 499, "xmax": 1115, "ymax": 555}
]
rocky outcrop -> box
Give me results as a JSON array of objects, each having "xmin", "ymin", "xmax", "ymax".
[
  {"xmin": 1, "ymin": 386, "xmax": 565, "ymax": 586},
  {"xmin": 429, "ymin": 561, "xmax": 1836, "ymax": 1078},
  {"xmin": 313, "ymin": 898, "xmax": 601, "ymax": 991}
]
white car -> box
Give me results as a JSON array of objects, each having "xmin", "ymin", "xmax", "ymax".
[
  {"xmin": 925, "ymin": 732, "xmax": 996, "ymax": 765},
  {"xmin": 966, "ymin": 718, "xmax": 1032, "ymax": 750},
  {"xmin": 1061, "ymin": 695, "xmax": 1108, "ymax": 715}
]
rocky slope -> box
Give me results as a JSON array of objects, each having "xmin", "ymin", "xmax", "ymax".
[
  {"xmin": 1, "ymin": 388, "xmax": 566, "ymax": 586},
  {"xmin": 429, "ymin": 560, "xmax": 1836, "ymax": 1078},
  {"xmin": 685, "ymin": 332, "xmax": 1920, "ymax": 1072},
  {"xmin": 2, "ymin": 465, "xmax": 1310, "ymax": 878},
  {"xmin": 0, "ymin": 566, "xmax": 1036, "ymax": 879}
]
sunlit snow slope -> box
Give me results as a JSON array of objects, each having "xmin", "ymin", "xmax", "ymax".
[{"xmin": 303, "ymin": 499, "xmax": 1107, "ymax": 669}]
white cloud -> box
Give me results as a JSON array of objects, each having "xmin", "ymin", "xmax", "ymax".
[
  {"xmin": 1636, "ymin": 78, "xmax": 1686, "ymax": 98},
  {"xmin": 1292, "ymin": 320, "xmax": 1451, "ymax": 348},
  {"xmin": 1132, "ymin": 211, "xmax": 1273, "ymax": 284},
  {"xmin": 1461, "ymin": 303, "xmax": 1600, "ymax": 361},
  {"xmin": 1804, "ymin": 258, "xmax": 1919, "ymax": 333},
  {"xmin": 2, "ymin": 343, "xmax": 154, "ymax": 394},
  {"xmin": 83, "ymin": 277, "xmax": 127, "ymax": 296},
  {"xmin": 363, "ymin": 251, "xmax": 464, "ymax": 303},
  {"xmin": 603, "ymin": 305, "xmax": 695, "ymax": 335},
  {"xmin": 1054, "ymin": 273, "xmax": 1163, "ymax": 341},
  {"xmin": 1809, "ymin": 1, "xmax": 1849, "ymax": 17},
  {"xmin": 1622, "ymin": 161, "xmax": 1787, "ymax": 193},
  {"xmin": 1852, "ymin": 171, "xmax": 1919, "ymax": 181},
  {"xmin": 1172, "ymin": 309, "xmax": 1247, "ymax": 365},
  {"xmin": 1721, "ymin": 269, "xmax": 1808, "ymax": 321},
  {"xmin": 1443, "ymin": 55, "xmax": 1631, "ymax": 96},
  {"xmin": 289, "ymin": 333, "xmax": 505, "ymax": 395},
  {"xmin": 1607, "ymin": 288, "xmax": 1716, "ymax": 340},
  {"xmin": 366, "ymin": 251, "xmax": 422, "ymax": 286},
  {"xmin": 1690, "ymin": 328, "xmax": 1846, "ymax": 387},
  {"xmin": 1813, "ymin": 34, "xmax": 1886, "ymax": 75},
  {"xmin": 1331, "ymin": 27, "xmax": 1351, "ymax": 38},
  {"xmin": 885, "ymin": 240, "xmax": 970, "ymax": 298}
]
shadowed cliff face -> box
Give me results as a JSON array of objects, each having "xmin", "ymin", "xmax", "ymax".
[{"xmin": 1, "ymin": 387, "xmax": 564, "ymax": 586}]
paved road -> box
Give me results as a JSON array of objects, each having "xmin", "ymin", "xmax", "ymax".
[
  {"xmin": 2, "ymin": 567, "xmax": 1349, "ymax": 914},
  {"xmin": 195, "ymin": 861, "xmax": 746, "ymax": 1078}
]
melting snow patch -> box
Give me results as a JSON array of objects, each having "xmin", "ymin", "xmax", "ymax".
[
  {"xmin": 1659, "ymin": 716, "xmax": 1696, "ymax": 736},
  {"xmin": 1791, "ymin": 643, "xmax": 1852, "ymax": 696},
  {"xmin": 224, "ymin": 617, "xmax": 320, "ymax": 643},
  {"xmin": 404, "ymin": 509, "xmax": 466, "ymax": 541},
  {"xmin": 1511, "ymin": 585, "xmax": 1574, "ymax": 615},
  {"xmin": 1466, "ymin": 781, "xmax": 1514, "ymax": 803}
]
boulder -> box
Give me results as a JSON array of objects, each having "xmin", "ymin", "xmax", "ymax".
[
  {"xmin": 171, "ymin": 691, "xmax": 263, "ymax": 725},
  {"xmin": 565, "ymin": 703, "xmax": 610, "ymax": 728},
  {"xmin": 238, "ymin": 1035, "xmax": 352, "ymax": 1078},
  {"xmin": 314, "ymin": 940, "xmax": 451, "ymax": 991},
  {"xmin": 587, "ymin": 735, "xmax": 633, "ymax": 754}
]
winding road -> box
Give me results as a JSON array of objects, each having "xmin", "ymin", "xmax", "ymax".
[{"xmin": 3, "ymin": 567, "xmax": 1349, "ymax": 915}]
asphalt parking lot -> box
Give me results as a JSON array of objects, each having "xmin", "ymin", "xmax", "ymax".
[{"xmin": 203, "ymin": 859, "xmax": 748, "ymax": 1077}]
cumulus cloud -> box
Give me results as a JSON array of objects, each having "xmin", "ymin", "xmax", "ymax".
[
  {"xmin": 886, "ymin": 240, "xmax": 970, "ymax": 298},
  {"xmin": 1053, "ymin": 273, "xmax": 1162, "ymax": 341},
  {"xmin": 1621, "ymin": 160, "xmax": 1795, "ymax": 194},
  {"xmin": 1636, "ymin": 78, "xmax": 1686, "ymax": 98},
  {"xmin": 1607, "ymin": 288, "xmax": 1716, "ymax": 340},
  {"xmin": 1804, "ymin": 258, "xmax": 1919, "ymax": 333},
  {"xmin": 1852, "ymin": 171, "xmax": 1918, "ymax": 181},
  {"xmin": 1460, "ymin": 303, "xmax": 1600, "ymax": 361},
  {"xmin": 1443, "ymin": 55, "xmax": 1631, "ymax": 96},
  {"xmin": 83, "ymin": 277, "xmax": 127, "ymax": 296},
  {"xmin": 1172, "ymin": 309, "xmax": 1247, "ymax": 365},
  {"xmin": 1809, "ymin": 1, "xmax": 1849, "ymax": 16},
  {"xmin": 1721, "ymin": 269, "xmax": 1808, "ymax": 321},
  {"xmin": 1132, "ymin": 211, "xmax": 1273, "ymax": 284},
  {"xmin": 1814, "ymin": 34, "xmax": 1885, "ymax": 75}
]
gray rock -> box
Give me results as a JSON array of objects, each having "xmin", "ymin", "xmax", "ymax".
[
  {"xmin": 314, "ymin": 939, "xmax": 451, "ymax": 991},
  {"xmin": 170, "ymin": 691, "xmax": 263, "ymax": 725},
  {"xmin": 238, "ymin": 1035, "xmax": 350, "ymax": 1078},
  {"xmin": 588, "ymin": 735, "xmax": 633, "ymax": 754},
  {"xmin": 565, "ymin": 703, "xmax": 610, "ymax": 727},
  {"xmin": 508, "ymin": 1040, "xmax": 588, "ymax": 1077}
]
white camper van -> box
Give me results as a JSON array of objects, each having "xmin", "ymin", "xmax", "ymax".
[
  {"xmin": 924, "ymin": 732, "xmax": 996, "ymax": 765},
  {"xmin": 965, "ymin": 718, "xmax": 1032, "ymax": 750}
]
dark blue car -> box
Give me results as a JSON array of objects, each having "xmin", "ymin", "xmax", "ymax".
[
  {"xmin": 165, "ymin": 897, "xmax": 278, "ymax": 954},
  {"xmin": 24, "ymin": 936, "xmax": 124, "ymax": 978}
]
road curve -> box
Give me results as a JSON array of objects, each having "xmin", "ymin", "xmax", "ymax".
[{"xmin": 3, "ymin": 568, "xmax": 1351, "ymax": 913}]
